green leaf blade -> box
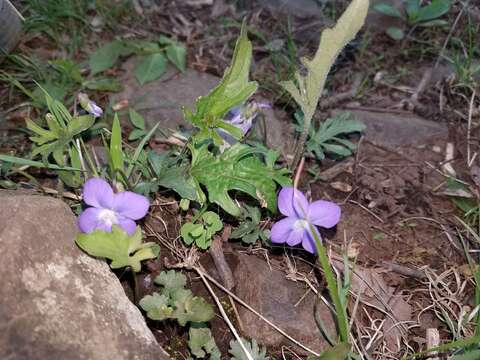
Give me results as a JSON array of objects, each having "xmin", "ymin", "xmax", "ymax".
[
  {"xmin": 89, "ymin": 40, "xmax": 124, "ymax": 75},
  {"xmin": 166, "ymin": 43, "xmax": 187, "ymax": 72},
  {"xmin": 134, "ymin": 53, "xmax": 167, "ymax": 85}
]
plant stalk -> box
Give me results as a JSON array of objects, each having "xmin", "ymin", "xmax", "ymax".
[{"xmin": 311, "ymin": 224, "xmax": 350, "ymax": 344}]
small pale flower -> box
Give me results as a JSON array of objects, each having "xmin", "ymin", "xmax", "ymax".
[
  {"xmin": 217, "ymin": 101, "xmax": 271, "ymax": 148},
  {"xmin": 270, "ymin": 187, "xmax": 341, "ymax": 253},
  {"xmin": 78, "ymin": 93, "xmax": 103, "ymax": 118},
  {"xmin": 78, "ymin": 178, "xmax": 149, "ymax": 235}
]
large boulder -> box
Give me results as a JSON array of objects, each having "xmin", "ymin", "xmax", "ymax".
[{"xmin": 0, "ymin": 191, "xmax": 169, "ymax": 360}]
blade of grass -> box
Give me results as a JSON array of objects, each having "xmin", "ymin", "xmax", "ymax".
[
  {"xmin": 0, "ymin": 154, "xmax": 82, "ymax": 171},
  {"xmin": 125, "ymin": 121, "xmax": 160, "ymax": 179},
  {"xmin": 109, "ymin": 113, "xmax": 124, "ymax": 179}
]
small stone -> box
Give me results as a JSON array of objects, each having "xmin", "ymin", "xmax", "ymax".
[
  {"xmin": 112, "ymin": 60, "xmax": 220, "ymax": 132},
  {"xmin": 0, "ymin": 191, "xmax": 168, "ymax": 360},
  {"xmin": 232, "ymin": 254, "xmax": 335, "ymax": 354},
  {"xmin": 332, "ymin": 109, "xmax": 447, "ymax": 148}
]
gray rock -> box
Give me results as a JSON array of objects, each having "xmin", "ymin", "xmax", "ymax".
[
  {"xmin": 232, "ymin": 254, "xmax": 335, "ymax": 354},
  {"xmin": 0, "ymin": 191, "xmax": 169, "ymax": 360},
  {"xmin": 112, "ymin": 59, "xmax": 219, "ymax": 131},
  {"xmin": 332, "ymin": 109, "xmax": 447, "ymax": 148},
  {"xmin": 257, "ymin": 0, "xmax": 323, "ymax": 19}
]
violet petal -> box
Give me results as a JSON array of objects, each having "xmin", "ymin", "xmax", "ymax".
[
  {"xmin": 302, "ymin": 228, "xmax": 321, "ymax": 254},
  {"xmin": 113, "ymin": 191, "xmax": 150, "ymax": 220},
  {"xmin": 88, "ymin": 102, "xmax": 103, "ymax": 118},
  {"xmin": 277, "ymin": 187, "xmax": 309, "ymax": 218},
  {"xmin": 270, "ymin": 217, "xmax": 303, "ymax": 246},
  {"xmin": 117, "ymin": 217, "xmax": 137, "ymax": 235},
  {"xmin": 78, "ymin": 207, "xmax": 109, "ymax": 233},
  {"xmin": 82, "ymin": 178, "xmax": 114, "ymax": 209},
  {"xmin": 308, "ymin": 200, "xmax": 341, "ymax": 228}
]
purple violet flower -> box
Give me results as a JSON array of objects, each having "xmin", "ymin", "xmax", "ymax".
[
  {"xmin": 86, "ymin": 101, "xmax": 103, "ymax": 118},
  {"xmin": 217, "ymin": 101, "xmax": 271, "ymax": 148},
  {"xmin": 270, "ymin": 187, "xmax": 341, "ymax": 253},
  {"xmin": 78, "ymin": 178, "xmax": 149, "ymax": 235},
  {"xmin": 78, "ymin": 93, "xmax": 103, "ymax": 118}
]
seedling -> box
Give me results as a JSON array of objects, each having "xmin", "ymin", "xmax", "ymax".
[{"xmin": 374, "ymin": 0, "xmax": 451, "ymax": 40}]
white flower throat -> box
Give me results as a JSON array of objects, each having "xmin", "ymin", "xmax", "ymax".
[
  {"xmin": 293, "ymin": 219, "xmax": 309, "ymax": 231},
  {"xmin": 98, "ymin": 209, "xmax": 119, "ymax": 227}
]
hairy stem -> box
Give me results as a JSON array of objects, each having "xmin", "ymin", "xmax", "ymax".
[{"xmin": 291, "ymin": 115, "xmax": 312, "ymax": 171}]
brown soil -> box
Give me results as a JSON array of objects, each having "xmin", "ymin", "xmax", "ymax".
[{"xmin": 1, "ymin": 0, "xmax": 479, "ymax": 359}]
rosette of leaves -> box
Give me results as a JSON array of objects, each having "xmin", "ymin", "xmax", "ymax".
[
  {"xmin": 295, "ymin": 111, "xmax": 365, "ymax": 161},
  {"xmin": 26, "ymin": 90, "xmax": 94, "ymax": 187},
  {"xmin": 374, "ymin": 0, "xmax": 451, "ymax": 40},
  {"xmin": 229, "ymin": 205, "xmax": 269, "ymax": 245},
  {"xmin": 181, "ymin": 211, "xmax": 223, "ymax": 250},
  {"xmin": 189, "ymin": 143, "xmax": 290, "ymax": 217},
  {"xmin": 75, "ymin": 225, "xmax": 160, "ymax": 272},
  {"xmin": 229, "ymin": 338, "xmax": 269, "ymax": 360},
  {"xmin": 139, "ymin": 270, "xmax": 214, "ymax": 326}
]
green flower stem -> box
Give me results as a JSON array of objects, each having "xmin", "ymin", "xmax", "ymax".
[{"xmin": 310, "ymin": 224, "xmax": 350, "ymax": 344}]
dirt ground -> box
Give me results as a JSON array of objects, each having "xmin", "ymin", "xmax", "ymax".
[{"xmin": 2, "ymin": 0, "xmax": 480, "ymax": 359}]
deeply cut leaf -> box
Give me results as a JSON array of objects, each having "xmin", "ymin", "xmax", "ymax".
[
  {"xmin": 189, "ymin": 143, "xmax": 290, "ymax": 216},
  {"xmin": 188, "ymin": 327, "xmax": 221, "ymax": 360},
  {"xmin": 173, "ymin": 295, "xmax": 215, "ymax": 326},
  {"xmin": 139, "ymin": 293, "xmax": 173, "ymax": 321},
  {"xmin": 229, "ymin": 338, "xmax": 269, "ymax": 360},
  {"xmin": 154, "ymin": 269, "xmax": 187, "ymax": 290}
]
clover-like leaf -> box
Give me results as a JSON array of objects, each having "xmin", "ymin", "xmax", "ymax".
[
  {"xmin": 173, "ymin": 295, "xmax": 215, "ymax": 326},
  {"xmin": 75, "ymin": 225, "xmax": 160, "ymax": 272},
  {"xmin": 188, "ymin": 327, "xmax": 221, "ymax": 359},
  {"xmin": 190, "ymin": 143, "xmax": 291, "ymax": 217},
  {"xmin": 139, "ymin": 292, "xmax": 174, "ymax": 321},
  {"xmin": 181, "ymin": 222, "xmax": 206, "ymax": 246},
  {"xmin": 202, "ymin": 211, "xmax": 223, "ymax": 239}
]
